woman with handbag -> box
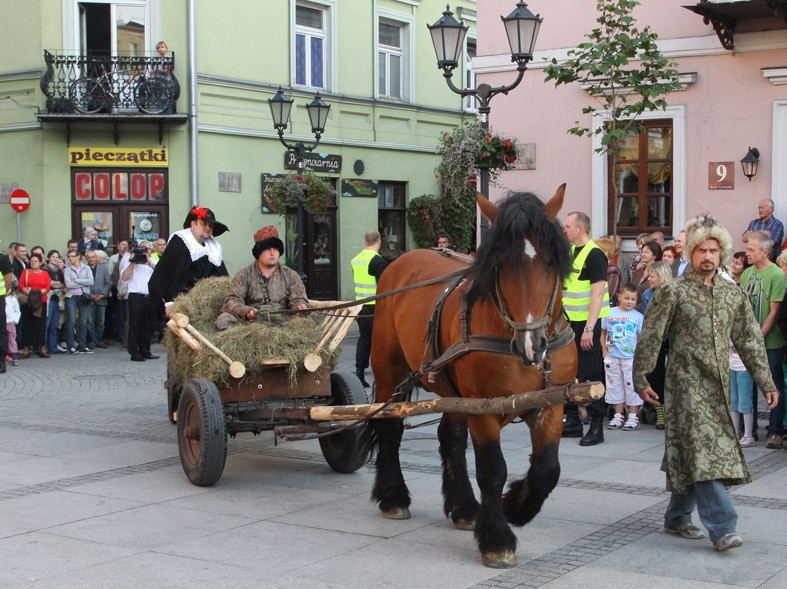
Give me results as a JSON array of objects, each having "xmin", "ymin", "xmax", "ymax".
[
  {"xmin": 45, "ymin": 250, "xmax": 66, "ymax": 354},
  {"xmin": 63, "ymin": 251, "xmax": 94, "ymax": 354},
  {"xmin": 18, "ymin": 253, "xmax": 51, "ymax": 359}
]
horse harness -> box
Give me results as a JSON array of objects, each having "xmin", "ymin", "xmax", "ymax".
[{"xmin": 397, "ymin": 250, "xmax": 575, "ymax": 400}]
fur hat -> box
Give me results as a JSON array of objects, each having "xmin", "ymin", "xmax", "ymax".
[
  {"xmin": 252, "ymin": 225, "xmax": 284, "ymax": 258},
  {"xmin": 683, "ymin": 213, "xmax": 733, "ymax": 266},
  {"xmin": 182, "ymin": 205, "xmax": 229, "ymax": 237}
]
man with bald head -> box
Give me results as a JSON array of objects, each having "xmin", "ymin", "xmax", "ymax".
[{"xmin": 743, "ymin": 199, "xmax": 784, "ymax": 262}]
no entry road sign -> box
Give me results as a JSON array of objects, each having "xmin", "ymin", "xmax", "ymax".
[{"xmin": 10, "ymin": 189, "xmax": 30, "ymax": 213}]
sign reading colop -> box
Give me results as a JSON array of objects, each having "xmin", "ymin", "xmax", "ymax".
[
  {"xmin": 9, "ymin": 189, "xmax": 30, "ymax": 213},
  {"xmin": 69, "ymin": 147, "xmax": 169, "ymax": 167}
]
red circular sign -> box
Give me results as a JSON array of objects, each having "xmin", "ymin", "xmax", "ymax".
[{"xmin": 10, "ymin": 189, "xmax": 30, "ymax": 213}]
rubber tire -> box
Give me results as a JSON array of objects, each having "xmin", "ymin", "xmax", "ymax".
[
  {"xmin": 136, "ymin": 78, "xmax": 170, "ymax": 114},
  {"xmin": 318, "ymin": 371, "xmax": 372, "ymax": 474},
  {"xmin": 177, "ymin": 379, "xmax": 227, "ymax": 486},
  {"xmin": 69, "ymin": 77, "xmax": 106, "ymax": 114},
  {"xmin": 166, "ymin": 359, "xmax": 182, "ymax": 425}
]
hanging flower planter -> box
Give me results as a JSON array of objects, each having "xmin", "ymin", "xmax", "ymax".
[
  {"xmin": 436, "ymin": 122, "xmax": 521, "ymax": 202},
  {"xmin": 267, "ymin": 171, "xmax": 335, "ymax": 215}
]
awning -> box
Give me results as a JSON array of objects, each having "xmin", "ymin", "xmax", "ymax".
[{"xmin": 684, "ymin": 0, "xmax": 787, "ymax": 49}]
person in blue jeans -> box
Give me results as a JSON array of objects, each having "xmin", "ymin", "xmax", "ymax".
[
  {"xmin": 741, "ymin": 231, "xmax": 786, "ymax": 449},
  {"xmin": 63, "ymin": 252, "xmax": 94, "ymax": 354},
  {"xmin": 44, "ymin": 250, "xmax": 65, "ymax": 353}
]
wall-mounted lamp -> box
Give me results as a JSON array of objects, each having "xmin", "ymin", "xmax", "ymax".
[{"xmin": 740, "ymin": 147, "xmax": 760, "ymax": 182}]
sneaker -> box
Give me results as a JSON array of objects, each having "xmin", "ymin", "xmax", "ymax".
[
  {"xmin": 739, "ymin": 436, "xmax": 755, "ymax": 448},
  {"xmin": 79, "ymin": 348, "xmax": 94, "ymax": 354},
  {"xmin": 664, "ymin": 522, "xmax": 705, "ymax": 539},
  {"xmin": 56, "ymin": 345, "xmax": 68, "ymax": 353},
  {"xmin": 69, "ymin": 347, "xmax": 79, "ymax": 355},
  {"xmin": 607, "ymin": 413, "xmax": 624, "ymax": 430},
  {"xmin": 713, "ymin": 533, "xmax": 743, "ymax": 551},
  {"xmin": 622, "ymin": 414, "xmax": 640, "ymax": 431},
  {"xmin": 765, "ymin": 435, "xmax": 783, "ymax": 449}
]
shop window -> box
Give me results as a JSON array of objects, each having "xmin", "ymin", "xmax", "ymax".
[
  {"xmin": 608, "ymin": 120, "xmax": 673, "ymax": 236},
  {"xmin": 378, "ymin": 182, "xmax": 407, "ymax": 260}
]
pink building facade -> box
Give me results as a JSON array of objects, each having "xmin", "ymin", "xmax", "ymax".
[{"xmin": 474, "ymin": 0, "xmax": 787, "ymax": 250}]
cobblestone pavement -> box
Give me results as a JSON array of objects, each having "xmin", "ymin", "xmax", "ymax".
[{"xmin": 1, "ymin": 329, "xmax": 786, "ymax": 588}]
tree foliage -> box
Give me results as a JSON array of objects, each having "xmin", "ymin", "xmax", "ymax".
[{"xmin": 543, "ymin": 0, "xmax": 682, "ymax": 156}]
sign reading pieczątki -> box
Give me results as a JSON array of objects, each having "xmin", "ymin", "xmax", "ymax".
[{"xmin": 69, "ymin": 147, "xmax": 169, "ymax": 167}]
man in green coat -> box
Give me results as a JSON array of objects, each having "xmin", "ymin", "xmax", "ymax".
[{"xmin": 634, "ymin": 214, "xmax": 779, "ymax": 552}]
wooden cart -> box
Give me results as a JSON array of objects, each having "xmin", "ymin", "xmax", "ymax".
[{"xmin": 165, "ymin": 302, "xmax": 603, "ymax": 487}]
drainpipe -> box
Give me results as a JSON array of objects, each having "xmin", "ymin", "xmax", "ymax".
[{"xmin": 188, "ymin": 0, "xmax": 199, "ymax": 206}]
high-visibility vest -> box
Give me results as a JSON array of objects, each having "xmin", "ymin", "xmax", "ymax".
[
  {"xmin": 351, "ymin": 249, "xmax": 378, "ymax": 304},
  {"xmin": 563, "ymin": 239, "xmax": 610, "ymax": 322},
  {"xmin": 0, "ymin": 255, "xmax": 7, "ymax": 296}
]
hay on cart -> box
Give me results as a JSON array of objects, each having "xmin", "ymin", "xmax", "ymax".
[{"xmin": 164, "ymin": 276, "xmax": 340, "ymax": 385}]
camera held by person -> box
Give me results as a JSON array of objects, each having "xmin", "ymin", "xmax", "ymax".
[{"xmin": 131, "ymin": 246, "xmax": 149, "ymax": 265}]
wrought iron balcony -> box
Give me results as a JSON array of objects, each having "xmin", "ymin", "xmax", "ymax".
[{"xmin": 40, "ymin": 50, "xmax": 181, "ymax": 115}]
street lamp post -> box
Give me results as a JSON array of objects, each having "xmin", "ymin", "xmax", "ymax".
[
  {"xmin": 268, "ymin": 88, "xmax": 331, "ymax": 283},
  {"xmin": 428, "ymin": 2, "xmax": 542, "ymax": 239}
]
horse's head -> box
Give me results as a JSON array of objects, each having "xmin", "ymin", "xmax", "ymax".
[{"xmin": 467, "ymin": 185, "xmax": 572, "ymax": 367}]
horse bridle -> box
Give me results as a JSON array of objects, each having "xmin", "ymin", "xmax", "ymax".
[{"xmin": 492, "ymin": 267, "xmax": 561, "ymax": 334}]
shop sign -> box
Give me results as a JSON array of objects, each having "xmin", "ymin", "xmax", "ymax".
[
  {"xmin": 284, "ymin": 151, "xmax": 342, "ymax": 173},
  {"xmin": 341, "ymin": 178, "xmax": 378, "ymax": 198},
  {"xmin": 69, "ymin": 147, "xmax": 169, "ymax": 167},
  {"xmin": 73, "ymin": 171, "xmax": 167, "ymax": 201},
  {"xmin": 708, "ymin": 162, "xmax": 734, "ymax": 190},
  {"xmin": 261, "ymin": 173, "xmax": 286, "ymax": 213}
]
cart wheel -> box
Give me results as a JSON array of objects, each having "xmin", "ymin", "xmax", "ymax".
[
  {"xmin": 177, "ymin": 379, "xmax": 227, "ymax": 486},
  {"xmin": 319, "ymin": 371, "xmax": 372, "ymax": 474},
  {"xmin": 166, "ymin": 359, "xmax": 182, "ymax": 425}
]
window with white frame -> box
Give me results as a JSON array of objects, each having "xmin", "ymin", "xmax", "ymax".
[
  {"xmin": 378, "ymin": 20, "xmax": 404, "ymax": 100},
  {"xmin": 295, "ymin": 2, "xmax": 327, "ymax": 89},
  {"xmin": 464, "ymin": 39, "xmax": 476, "ymax": 112}
]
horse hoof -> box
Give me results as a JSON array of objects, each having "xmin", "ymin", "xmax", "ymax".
[
  {"xmin": 453, "ymin": 518, "xmax": 475, "ymax": 531},
  {"xmin": 482, "ymin": 551, "xmax": 517, "ymax": 569},
  {"xmin": 382, "ymin": 507, "xmax": 411, "ymax": 520}
]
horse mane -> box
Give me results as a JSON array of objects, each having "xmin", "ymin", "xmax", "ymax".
[{"xmin": 466, "ymin": 191, "xmax": 572, "ymax": 307}]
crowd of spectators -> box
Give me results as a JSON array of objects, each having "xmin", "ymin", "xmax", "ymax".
[
  {"xmin": 2, "ymin": 235, "xmax": 162, "ymax": 363},
  {"xmin": 595, "ymin": 197, "xmax": 787, "ymax": 449}
]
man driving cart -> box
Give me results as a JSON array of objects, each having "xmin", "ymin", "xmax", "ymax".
[{"xmin": 215, "ymin": 225, "xmax": 308, "ymax": 331}]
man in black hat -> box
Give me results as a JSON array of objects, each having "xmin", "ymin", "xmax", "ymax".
[
  {"xmin": 215, "ymin": 225, "xmax": 307, "ymax": 331},
  {"xmin": 148, "ymin": 205, "xmax": 229, "ymax": 315}
]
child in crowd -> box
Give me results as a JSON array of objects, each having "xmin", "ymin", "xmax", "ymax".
[
  {"xmin": 5, "ymin": 290, "xmax": 21, "ymax": 366},
  {"xmin": 729, "ymin": 342, "xmax": 756, "ymax": 446},
  {"xmin": 601, "ymin": 283, "xmax": 645, "ymax": 430}
]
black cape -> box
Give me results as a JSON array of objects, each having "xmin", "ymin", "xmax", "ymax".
[{"xmin": 148, "ymin": 233, "xmax": 228, "ymax": 315}]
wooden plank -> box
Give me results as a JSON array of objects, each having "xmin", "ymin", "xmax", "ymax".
[{"xmin": 219, "ymin": 366, "xmax": 332, "ymax": 403}]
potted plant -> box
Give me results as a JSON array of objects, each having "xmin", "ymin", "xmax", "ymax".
[
  {"xmin": 267, "ymin": 171, "xmax": 335, "ymax": 215},
  {"xmin": 437, "ymin": 122, "xmax": 519, "ymax": 191}
]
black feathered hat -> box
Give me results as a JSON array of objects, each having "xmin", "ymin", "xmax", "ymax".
[{"xmin": 182, "ymin": 205, "xmax": 229, "ymax": 237}]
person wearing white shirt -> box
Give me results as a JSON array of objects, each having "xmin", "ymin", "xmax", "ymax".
[{"xmin": 120, "ymin": 241, "xmax": 157, "ymax": 362}]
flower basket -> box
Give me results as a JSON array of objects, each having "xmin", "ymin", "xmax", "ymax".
[
  {"xmin": 267, "ymin": 172, "xmax": 335, "ymax": 216},
  {"xmin": 436, "ymin": 123, "xmax": 520, "ymax": 195}
]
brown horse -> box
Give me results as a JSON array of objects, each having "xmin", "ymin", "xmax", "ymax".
[{"xmin": 370, "ymin": 186, "xmax": 577, "ymax": 568}]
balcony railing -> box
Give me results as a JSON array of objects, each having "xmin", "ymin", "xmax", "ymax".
[{"xmin": 41, "ymin": 51, "xmax": 181, "ymax": 115}]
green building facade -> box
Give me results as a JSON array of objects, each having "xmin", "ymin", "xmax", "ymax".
[{"xmin": 0, "ymin": 0, "xmax": 476, "ymax": 299}]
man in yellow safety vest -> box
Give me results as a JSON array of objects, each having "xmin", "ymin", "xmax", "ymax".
[
  {"xmin": 562, "ymin": 211, "xmax": 610, "ymax": 446},
  {"xmin": 350, "ymin": 230, "xmax": 388, "ymax": 388}
]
